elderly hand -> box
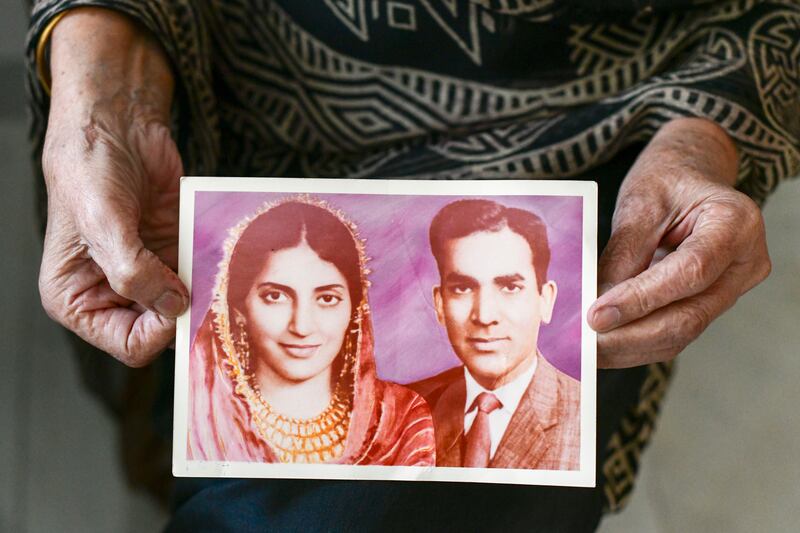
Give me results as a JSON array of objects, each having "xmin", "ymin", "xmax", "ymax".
[
  {"xmin": 39, "ymin": 8, "xmax": 188, "ymax": 367},
  {"xmin": 588, "ymin": 118, "xmax": 771, "ymax": 368}
]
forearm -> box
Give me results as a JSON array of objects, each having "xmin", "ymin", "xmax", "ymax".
[
  {"xmin": 28, "ymin": 1, "xmax": 218, "ymax": 188},
  {"xmin": 634, "ymin": 117, "xmax": 739, "ymax": 190},
  {"xmin": 49, "ymin": 7, "xmax": 174, "ymax": 127}
]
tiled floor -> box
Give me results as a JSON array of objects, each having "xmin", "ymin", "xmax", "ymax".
[{"xmin": 2, "ymin": 2, "xmax": 799, "ymax": 530}]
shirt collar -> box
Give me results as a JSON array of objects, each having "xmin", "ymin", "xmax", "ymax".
[{"xmin": 463, "ymin": 354, "xmax": 538, "ymax": 416}]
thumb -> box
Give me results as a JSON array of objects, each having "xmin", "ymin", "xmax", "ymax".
[
  {"xmin": 591, "ymin": 205, "xmax": 662, "ymax": 332},
  {"xmin": 82, "ymin": 213, "xmax": 188, "ymax": 318},
  {"xmin": 598, "ymin": 202, "xmax": 664, "ymax": 293}
]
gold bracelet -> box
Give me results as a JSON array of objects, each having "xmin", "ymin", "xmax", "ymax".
[{"xmin": 35, "ymin": 10, "xmax": 70, "ymax": 97}]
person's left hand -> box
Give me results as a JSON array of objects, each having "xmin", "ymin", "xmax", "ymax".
[{"xmin": 588, "ymin": 117, "xmax": 772, "ymax": 368}]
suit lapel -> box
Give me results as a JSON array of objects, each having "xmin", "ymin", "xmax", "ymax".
[
  {"xmin": 431, "ymin": 373, "xmax": 466, "ymax": 467},
  {"xmin": 491, "ymin": 353, "xmax": 561, "ymax": 469}
]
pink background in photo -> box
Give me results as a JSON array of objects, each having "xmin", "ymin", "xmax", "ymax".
[{"xmin": 189, "ymin": 191, "xmax": 584, "ymax": 382}]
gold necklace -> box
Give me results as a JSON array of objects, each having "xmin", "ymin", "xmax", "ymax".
[
  {"xmin": 210, "ymin": 195, "xmax": 372, "ymax": 464},
  {"xmin": 246, "ymin": 381, "xmax": 352, "ymax": 463}
]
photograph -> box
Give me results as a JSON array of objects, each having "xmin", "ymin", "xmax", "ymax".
[{"xmin": 173, "ymin": 178, "xmax": 597, "ymax": 487}]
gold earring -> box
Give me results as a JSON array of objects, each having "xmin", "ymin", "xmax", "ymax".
[
  {"xmin": 338, "ymin": 310, "xmax": 359, "ymax": 383},
  {"xmin": 338, "ymin": 329, "xmax": 353, "ymax": 382},
  {"xmin": 233, "ymin": 309, "xmax": 251, "ymax": 375}
]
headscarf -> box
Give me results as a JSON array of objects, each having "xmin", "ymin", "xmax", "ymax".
[{"xmin": 188, "ymin": 196, "xmax": 434, "ymax": 466}]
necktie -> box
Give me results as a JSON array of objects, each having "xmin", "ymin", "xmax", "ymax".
[{"xmin": 463, "ymin": 392, "xmax": 502, "ymax": 467}]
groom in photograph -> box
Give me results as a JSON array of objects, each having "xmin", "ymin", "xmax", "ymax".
[{"xmin": 412, "ymin": 199, "xmax": 580, "ymax": 470}]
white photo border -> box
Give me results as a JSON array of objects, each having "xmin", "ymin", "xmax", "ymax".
[{"xmin": 173, "ymin": 177, "xmax": 597, "ymax": 488}]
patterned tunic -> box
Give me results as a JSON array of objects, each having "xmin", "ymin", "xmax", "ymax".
[{"xmin": 25, "ymin": 0, "xmax": 800, "ymax": 517}]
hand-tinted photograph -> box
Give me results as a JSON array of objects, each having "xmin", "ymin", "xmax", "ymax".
[{"xmin": 174, "ymin": 178, "xmax": 597, "ymax": 487}]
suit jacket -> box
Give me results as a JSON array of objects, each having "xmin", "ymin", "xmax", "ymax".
[{"xmin": 411, "ymin": 353, "xmax": 581, "ymax": 470}]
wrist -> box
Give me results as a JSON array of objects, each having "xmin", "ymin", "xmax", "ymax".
[
  {"xmin": 48, "ymin": 7, "xmax": 174, "ymax": 125},
  {"xmin": 647, "ymin": 117, "xmax": 739, "ymax": 187}
]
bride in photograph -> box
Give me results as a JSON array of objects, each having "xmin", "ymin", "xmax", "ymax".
[{"xmin": 187, "ymin": 196, "xmax": 434, "ymax": 465}]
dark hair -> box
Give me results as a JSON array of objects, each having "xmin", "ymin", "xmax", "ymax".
[
  {"xmin": 429, "ymin": 199, "xmax": 551, "ymax": 291},
  {"xmin": 227, "ymin": 201, "xmax": 363, "ymax": 312}
]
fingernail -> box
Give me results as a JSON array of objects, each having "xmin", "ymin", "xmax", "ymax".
[
  {"xmin": 592, "ymin": 306, "xmax": 620, "ymax": 331},
  {"xmin": 154, "ymin": 290, "xmax": 186, "ymax": 318}
]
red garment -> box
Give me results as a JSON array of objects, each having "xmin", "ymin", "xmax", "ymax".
[{"xmin": 187, "ymin": 310, "xmax": 435, "ymax": 466}]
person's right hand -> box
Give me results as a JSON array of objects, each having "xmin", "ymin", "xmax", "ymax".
[{"xmin": 38, "ymin": 7, "xmax": 188, "ymax": 367}]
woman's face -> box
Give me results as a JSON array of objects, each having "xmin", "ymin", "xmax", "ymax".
[{"xmin": 242, "ymin": 241, "xmax": 353, "ymax": 383}]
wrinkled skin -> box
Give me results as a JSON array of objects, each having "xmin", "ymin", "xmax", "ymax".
[
  {"xmin": 38, "ymin": 8, "xmax": 188, "ymax": 367},
  {"xmin": 589, "ymin": 118, "xmax": 772, "ymax": 368}
]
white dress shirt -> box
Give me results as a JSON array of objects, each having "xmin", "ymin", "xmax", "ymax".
[{"xmin": 463, "ymin": 357, "xmax": 538, "ymax": 459}]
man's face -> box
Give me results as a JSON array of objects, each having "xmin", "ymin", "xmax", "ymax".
[{"xmin": 433, "ymin": 226, "xmax": 557, "ymax": 390}]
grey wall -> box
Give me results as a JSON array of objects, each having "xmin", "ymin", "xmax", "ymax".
[{"xmin": 0, "ymin": 0, "xmax": 27, "ymax": 118}]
